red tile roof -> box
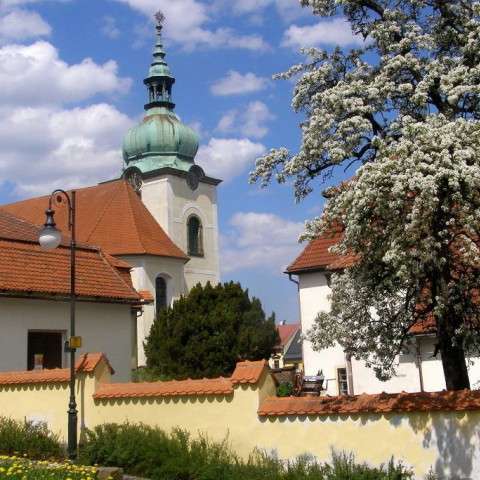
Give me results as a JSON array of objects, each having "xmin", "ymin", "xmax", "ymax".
[
  {"xmin": 287, "ymin": 230, "xmax": 347, "ymax": 274},
  {"xmin": 2, "ymin": 180, "xmax": 188, "ymax": 260},
  {"xmin": 93, "ymin": 360, "xmax": 269, "ymax": 400},
  {"xmin": 0, "ymin": 210, "xmax": 140, "ymax": 303},
  {"xmin": 277, "ymin": 324, "xmax": 300, "ymax": 348},
  {"xmin": 138, "ymin": 290, "xmax": 154, "ymax": 302},
  {"xmin": 230, "ymin": 360, "xmax": 268, "ymax": 385},
  {"xmin": 94, "ymin": 377, "xmax": 233, "ymax": 399},
  {"xmin": 0, "ymin": 353, "xmax": 112, "ymax": 385},
  {"xmin": 409, "ymin": 316, "xmax": 437, "ymax": 334},
  {"xmin": 258, "ymin": 389, "xmax": 480, "ymax": 416},
  {"xmin": 76, "ymin": 352, "xmax": 114, "ymax": 374}
]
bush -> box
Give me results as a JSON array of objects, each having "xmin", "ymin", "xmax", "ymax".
[
  {"xmin": 145, "ymin": 282, "xmax": 279, "ymax": 380},
  {"xmin": 79, "ymin": 423, "xmax": 413, "ymax": 480},
  {"xmin": 131, "ymin": 367, "xmax": 173, "ymax": 383},
  {"xmin": 0, "ymin": 417, "xmax": 63, "ymax": 460},
  {"xmin": 277, "ymin": 381, "xmax": 294, "ymax": 397}
]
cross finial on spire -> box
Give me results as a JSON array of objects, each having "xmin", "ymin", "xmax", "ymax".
[{"xmin": 155, "ymin": 10, "xmax": 165, "ymax": 27}]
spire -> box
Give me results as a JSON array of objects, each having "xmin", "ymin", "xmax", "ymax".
[{"xmin": 144, "ymin": 11, "xmax": 175, "ymax": 111}]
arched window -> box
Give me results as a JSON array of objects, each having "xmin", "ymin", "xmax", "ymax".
[
  {"xmin": 155, "ymin": 276, "xmax": 167, "ymax": 317},
  {"xmin": 187, "ymin": 215, "xmax": 204, "ymax": 257}
]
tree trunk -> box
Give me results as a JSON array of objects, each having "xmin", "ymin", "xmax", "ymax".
[{"xmin": 438, "ymin": 333, "xmax": 471, "ymax": 390}]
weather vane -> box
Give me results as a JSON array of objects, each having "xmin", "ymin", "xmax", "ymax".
[{"xmin": 155, "ymin": 10, "xmax": 165, "ymax": 26}]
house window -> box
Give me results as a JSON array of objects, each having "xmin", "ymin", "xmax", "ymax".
[
  {"xmin": 337, "ymin": 367, "xmax": 349, "ymax": 395},
  {"xmin": 27, "ymin": 331, "xmax": 63, "ymax": 370},
  {"xmin": 156, "ymin": 276, "xmax": 168, "ymax": 317},
  {"xmin": 273, "ymin": 359, "xmax": 280, "ymax": 369},
  {"xmin": 187, "ymin": 215, "xmax": 204, "ymax": 257}
]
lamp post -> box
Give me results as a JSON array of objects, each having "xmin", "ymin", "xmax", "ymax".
[{"xmin": 38, "ymin": 189, "xmax": 78, "ymax": 460}]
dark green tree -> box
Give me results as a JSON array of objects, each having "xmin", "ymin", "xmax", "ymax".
[{"xmin": 144, "ymin": 282, "xmax": 279, "ymax": 379}]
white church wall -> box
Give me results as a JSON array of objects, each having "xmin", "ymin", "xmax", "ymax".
[
  {"xmin": 297, "ymin": 269, "xmax": 480, "ymax": 394},
  {"xmin": 141, "ymin": 174, "xmax": 220, "ymax": 290},
  {"xmin": 120, "ymin": 254, "xmax": 186, "ymax": 367},
  {"xmin": 0, "ymin": 297, "xmax": 134, "ymax": 381}
]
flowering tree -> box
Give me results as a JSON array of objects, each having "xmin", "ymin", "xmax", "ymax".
[{"xmin": 251, "ymin": 0, "xmax": 480, "ymax": 390}]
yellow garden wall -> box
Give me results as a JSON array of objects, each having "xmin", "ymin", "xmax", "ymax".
[{"xmin": 0, "ymin": 357, "xmax": 479, "ymax": 479}]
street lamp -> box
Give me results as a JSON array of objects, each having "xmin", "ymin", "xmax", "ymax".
[{"xmin": 38, "ymin": 189, "xmax": 78, "ymax": 460}]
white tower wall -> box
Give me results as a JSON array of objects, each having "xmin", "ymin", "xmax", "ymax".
[{"xmin": 140, "ymin": 173, "xmax": 220, "ymax": 290}]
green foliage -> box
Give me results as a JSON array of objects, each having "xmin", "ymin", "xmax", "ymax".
[
  {"xmin": 79, "ymin": 423, "xmax": 413, "ymax": 480},
  {"xmin": 145, "ymin": 281, "xmax": 279, "ymax": 379},
  {"xmin": 277, "ymin": 381, "xmax": 294, "ymax": 397},
  {"xmin": 0, "ymin": 417, "xmax": 63, "ymax": 461},
  {"xmin": 131, "ymin": 367, "xmax": 173, "ymax": 383}
]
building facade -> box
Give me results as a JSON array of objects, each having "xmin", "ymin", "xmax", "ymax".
[
  {"xmin": 287, "ymin": 233, "xmax": 480, "ymax": 395},
  {"xmin": 0, "ymin": 210, "xmax": 142, "ymax": 381}
]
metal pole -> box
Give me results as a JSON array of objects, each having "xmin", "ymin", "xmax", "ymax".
[{"xmin": 67, "ymin": 190, "xmax": 78, "ymax": 460}]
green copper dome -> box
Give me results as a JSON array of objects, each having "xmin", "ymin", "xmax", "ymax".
[
  {"xmin": 122, "ymin": 14, "xmax": 199, "ymax": 174},
  {"xmin": 123, "ymin": 107, "xmax": 199, "ymax": 172}
]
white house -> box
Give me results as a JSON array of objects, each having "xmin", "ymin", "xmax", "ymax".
[
  {"xmin": 1, "ymin": 17, "xmax": 221, "ymax": 367},
  {"xmin": 0, "ymin": 210, "xmax": 144, "ymax": 381},
  {"xmin": 286, "ymin": 230, "xmax": 480, "ymax": 395}
]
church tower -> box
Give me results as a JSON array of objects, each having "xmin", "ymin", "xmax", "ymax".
[{"xmin": 122, "ymin": 13, "xmax": 221, "ymax": 290}]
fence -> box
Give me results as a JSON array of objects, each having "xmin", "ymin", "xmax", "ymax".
[{"xmin": 0, "ymin": 352, "xmax": 479, "ymax": 479}]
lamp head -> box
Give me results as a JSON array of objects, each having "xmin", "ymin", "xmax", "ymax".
[{"xmin": 39, "ymin": 208, "xmax": 62, "ymax": 250}]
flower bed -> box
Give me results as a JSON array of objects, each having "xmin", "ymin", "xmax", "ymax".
[{"xmin": 0, "ymin": 456, "xmax": 102, "ymax": 479}]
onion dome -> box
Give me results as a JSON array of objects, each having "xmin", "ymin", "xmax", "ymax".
[{"xmin": 122, "ymin": 13, "xmax": 199, "ymax": 174}]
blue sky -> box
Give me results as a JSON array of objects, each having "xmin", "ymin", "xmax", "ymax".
[{"xmin": 0, "ymin": 0, "xmax": 362, "ymax": 323}]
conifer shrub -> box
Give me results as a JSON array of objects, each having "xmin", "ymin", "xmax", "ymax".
[
  {"xmin": 145, "ymin": 281, "xmax": 279, "ymax": 380},
  {"xmin": 79, "ymin": 423, "xmax": 413, "ymax": 480},
  {"xmin": 0, "ymin": 417, "xmax": 63, "ymax": 460}
]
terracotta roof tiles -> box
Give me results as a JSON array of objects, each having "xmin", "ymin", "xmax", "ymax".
[
  {"xmin": 138, "ymin": 290, "xmax": 154, "ymax": 302},
  {"xmin": 94, "ymin": 377, "xmax": 233, "ymax": 399},
  {"xmin": 277, "ymin": 324, "xmax": 300, "ymax": 348},
  {"xmin": 230, "ymin": 360, "xmax": 268, "ymax": 385},
  {"xmin": 286, "ymin": 230, "xmax": 346, "ymax": 274},
  {"xmin": 2, "ymin": 180, "xmax": 188, "ymax": 260},
  {"xmin": 0, "ymin": 353, "xmax": 111, "ymax": 385},
  {"xmin": 0, "ymin": 239, "xmax": 140, "ymax": 302},
  {"xmin": 76, "ymin": 352, "xmax": 114, "ymax": 374},
  {"xmin": 258, "ymin": 389, "xmax": 480, "ymax": 416}
]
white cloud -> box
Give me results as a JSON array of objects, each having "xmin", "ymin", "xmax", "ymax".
[
  {"xmin": 283, "ymin": 17, "xmax": 365, "ymax": 49},
  {"xmin": 218, "ymin": 0, "xmax": 307, "ymax": 21},
  {"xmin": 188, "ymin": 121, "xmax": 208, "ymax": 139},
  {"xmin": 0, "ymin": 103, "xmax": 133, "ymax": 196},
  {"xmin": 0, "ymin": 9, "xmax": 51, "ymax": 42},
  {"xmin": 216, "ymin": 101, "xmax": 275, "ymax": 139},
  {"xmin": 0, "ymin": 33, "xmax": 133, "ymax": 196},
  {"xmin": 0, "ymin": 41, "xmax": 131, "ymax": 106},
  {"xmin": 101, "ymin": 16, "xmax": 120, "ymax": 39},
  {"xmin": 113, "ymin": 0, "xmax": 269, "ymax": 51},
  {"xmin": 211, "ymin": 70, "xmax": 269, "ymax": 96},
  {"xmin": 221, "ymin": 212, "xmax": 304, "ymax": 273},
  {"xmin": 274, "ymin": 0, "xmax": 310, "ymax": 21},
  {"xmin": 196, "ymin": 138, "xmax": 265, "ymax": 181}
]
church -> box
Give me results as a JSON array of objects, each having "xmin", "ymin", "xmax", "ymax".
[{"xmin": 0, "ymin": 17, "xmax": 221, "ymax": 378}]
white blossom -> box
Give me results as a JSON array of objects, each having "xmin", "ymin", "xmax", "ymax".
[{"xmin": 251, "ymin": 1, "xmax": 480, "ymax": 386}]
